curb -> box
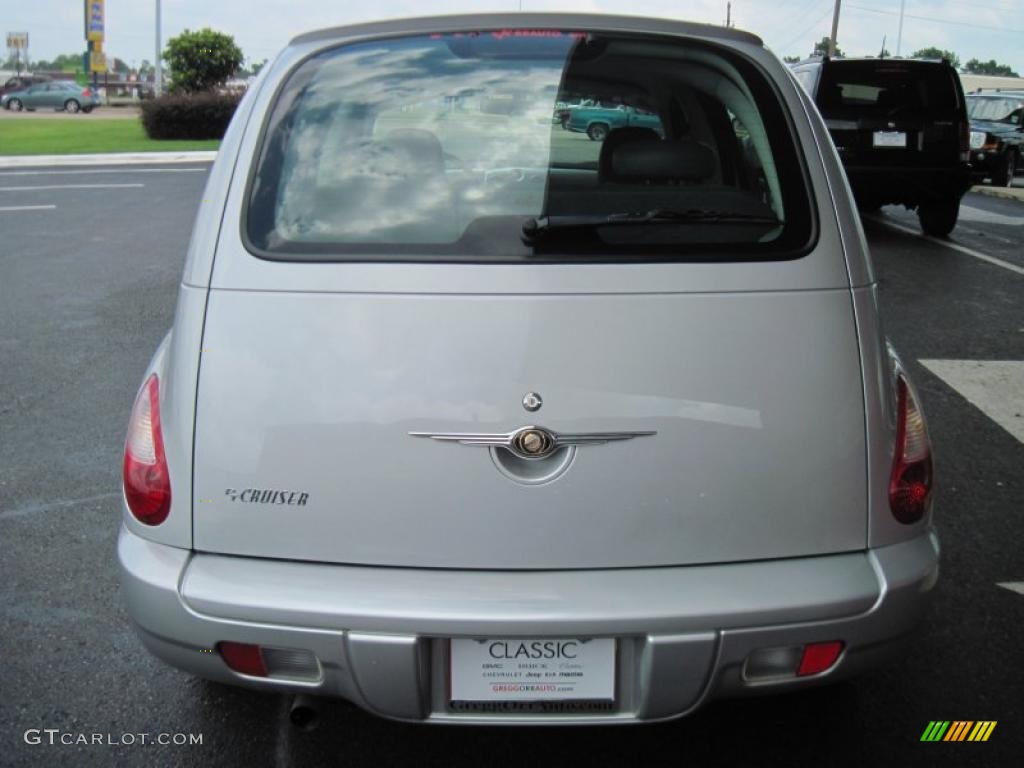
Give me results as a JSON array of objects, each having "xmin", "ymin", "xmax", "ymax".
[
  {"xmin": 0, "ymin": 151, "xmax": 217, "ymax": 168},
  {"xmin": 970, "ymin": 185, "xmax": 1024, "ymax": 203}
]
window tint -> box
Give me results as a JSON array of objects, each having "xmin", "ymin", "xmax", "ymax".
[
  {"xmin": 818, "ymin": 62, "xmax": 957, "ymax": 114},
  {"xmin": 247, "ymin": 31, "xmax": 813, "ymax": 261}
]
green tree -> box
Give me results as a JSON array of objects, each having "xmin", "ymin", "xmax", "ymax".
[
  {"xmin": 963, "ymin": 58, "xmax": 1019, "ymax": 77},
  {"xmin": 163, "ymin": 28, "xmax": 243, "ymax": 93},
  {"xmin": 812, "ymin": 36, "xmax": 843, "ymax": 58},
  {"xmin": 783, "ymin": 55, "xmax": 801, "ymax": 64},
  {"xmin": 32, "ymin": 53, "xmax": 85, "ymax": 72},
  {"xmin": 912, "ymin": 47, "xmax": 960, "ymax": 69}
]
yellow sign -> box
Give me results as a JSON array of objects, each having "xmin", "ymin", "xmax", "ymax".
[
  {"xmin": 6, "ymin": 32, "xmax": 29, "ymax": 49},
  {"xmin": 90, "ymin": 50, "xmax": 107, "ymax": 74},
  {"xmin": 86, "ymin": 0, "xmax": 105, "ymax": 42}
]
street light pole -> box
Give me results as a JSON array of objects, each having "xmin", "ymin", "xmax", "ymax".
[
  {"xmin": 155, "ymin": 0, "xmax": 163, "ymax": 96},
  {"xmin": 896, "ymin": 0, "xmax": 906, "ymax": 57},
  {"xmin": 828, "ymin": 0, "xmax": 842, "ymax": 57}
]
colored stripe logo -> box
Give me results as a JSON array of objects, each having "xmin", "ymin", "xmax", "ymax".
[{"xmin": 920, "ymin": 721, "xmax": 997, "ymax": 742}]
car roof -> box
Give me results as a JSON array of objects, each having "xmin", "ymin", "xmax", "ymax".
[{"xmin": 290, "ymin": 13, "xmax": 763, "ymax": 47}]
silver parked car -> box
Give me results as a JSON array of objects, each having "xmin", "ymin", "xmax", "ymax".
[{"xmin": 119, "ymin": 14, "xmax": 939, "ymax": 725}]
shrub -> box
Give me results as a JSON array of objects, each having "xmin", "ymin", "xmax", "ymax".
[
  {"xmin": 139, "ymin": 92, "xmax": 241, "ymax": 140},
  {"xmin": 164, "ymin": 28, "xmax": 244, "ymax": 94}
]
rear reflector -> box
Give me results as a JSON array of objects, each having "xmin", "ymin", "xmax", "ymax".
[
  {"xmin": 218, "ymin": 642, "xmax": 268, "ymax": 677},
  {"xmin": 744, "ymin": 641, "xmax": 844, "ymax": 681},
  {"xmin": 217, "ymin": 642, "xmax": 321, "ymax": 681},
  {"xmin": 797, "ymin": 641, "xmax": 844, "ymax": 676},
  {"xmin": 122, "ymin": 374, "xmax": 171, "ymax": 525},
  {"xmin": 889, "ymin": 375, "xmax": 933, "ymax": 524}
]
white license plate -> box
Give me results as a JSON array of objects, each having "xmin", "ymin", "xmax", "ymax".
[
  {"xmin": 872, "ymin": 131, "xmax": 907, "ymax": 148},
  {"xmin": 450, "ymin": 638, "xmax": 616, "ymax": 702}
]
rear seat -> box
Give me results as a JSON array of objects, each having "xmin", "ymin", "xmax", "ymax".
[{"xmin": 546, "ymin": 128, "xmax": 769, "ymax": 217}]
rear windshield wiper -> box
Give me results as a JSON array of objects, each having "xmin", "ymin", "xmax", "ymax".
[{"xmin": 522, "ymin": 208, "xmax": 782, "ymax": 244}]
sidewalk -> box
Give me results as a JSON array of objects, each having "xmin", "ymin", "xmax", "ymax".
[
  {"xmin": 970, "ymin": 184, "xmax": 1024, "ymax": 203},
  {"xmin": 0, "ymin": 151, "xmax": 217, "ymax": 168}
]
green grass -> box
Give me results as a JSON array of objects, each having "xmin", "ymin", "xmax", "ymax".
[{"xmin": 0, "ymin": 118, "xmax": 220, "ymax": 155}]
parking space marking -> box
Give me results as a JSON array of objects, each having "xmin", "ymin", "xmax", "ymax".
[
  {"xmin": 997, "ymin": 582, "xmax": 1024, "ymax": 596},
  {"xmin": 876, "ymin": 218, "xmax": 1024, "ymax": 276},
  {"xmin": 0, "ymin": 168, "xmax": 207, "ymax": 177},
  {"xmin": 0, "ymin": 183, "xmax": 145, "ymax": 191},
  {"xmin": 958, "ymin": 204, "xmax": 1024, "ymax": 227},
  {"xmin": 0, "ymin": 204, "xmax": 56, "ymax": 212},
  {"xmin": 919, "ymin": 360, "xmax": 1024, "ymax": 444}
]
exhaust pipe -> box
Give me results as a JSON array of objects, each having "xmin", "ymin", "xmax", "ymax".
[{"xmin": 289, "ymin": 694, "xmax": 319, "ymax": 732}]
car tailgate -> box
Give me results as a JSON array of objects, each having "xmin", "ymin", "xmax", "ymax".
[{"xmin": 192, "ymin": 287, "xmax": 867, "ymax": 569}]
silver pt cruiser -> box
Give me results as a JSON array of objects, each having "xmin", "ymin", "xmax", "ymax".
[{"xmin": 118, "ymin": 13, "xmax": 939, "ymax": 724}]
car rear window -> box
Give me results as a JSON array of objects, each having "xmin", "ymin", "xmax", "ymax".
[
  {"xmin": 817, "ymin": 62, "xmax": 957, "ymax": 114},
  {"xmin": 245, "ymin": 30, "xmax": 814, "ymax": 261}
]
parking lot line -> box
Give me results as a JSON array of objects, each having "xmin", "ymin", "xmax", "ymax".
[
  {"xmin": 997, "ymin": 582, "xmax": 1024, "ymax": 596},
  {"xmin": 919, "ymin": 360, "xmax": 1024, "ymax": 444},
  {"xmin": 0, "ymin": 168, "xmax": 207, "ymax": 177},
  {"xmin": 874, "ymin": 218, "xmax": 1024, "ymax": 277},
  {"xmin": 0, "ymin": 183, "xmax": 145, "ymax": 191},
  {"xmin": 0, "ymin": 204, "xmax": 56, "ymax": 212},
  {"xmin": 958, "ymin": 204, "xmax": 1024, "ymax": 227}
]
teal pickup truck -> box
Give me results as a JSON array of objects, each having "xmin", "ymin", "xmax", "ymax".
[{"xmin": 564, "ymin": 104, "xmax": 663, "ymax": 140}]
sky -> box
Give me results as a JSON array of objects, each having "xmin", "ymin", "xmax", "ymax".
[{"xmin": 5, "ymin": 1, "xmax": 1023, "ymax": 72}]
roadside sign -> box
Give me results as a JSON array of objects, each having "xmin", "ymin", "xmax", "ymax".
[
  {"xmin": 90, "ymin": 49, "xmax": 107, "ymax": 74},
  {"xmin": 6, "ymin": 32, "xmax": 29, "ymax": 49},
  {"xmin": 85, "ymin": 0, "xmax": 105, "ymax": 42}
]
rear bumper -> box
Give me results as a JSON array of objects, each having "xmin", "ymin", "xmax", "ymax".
[
  {"xmin": 844, "ymin": 165, "xmax": 971, "ymax": 205},
  {"xmin": 118, "ymin": 525, "xmax": 939, "ymax": 725},
  {"xmin": 969, "ymin": 150, "xmax": 1009, "ymax": 179}
]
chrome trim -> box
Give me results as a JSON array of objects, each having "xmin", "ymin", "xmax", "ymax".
[{"xmin": 409, "ymin": 425, "xmax": 656, "ymax": 461}]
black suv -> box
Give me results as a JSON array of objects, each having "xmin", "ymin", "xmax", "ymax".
[
  {"xmin": 966, "ymin": 91, "xmax": 1024, "ymax": 187},
  {"xmin": 792, "ymin": 57, "xmax": 971, "ymax": 236}
]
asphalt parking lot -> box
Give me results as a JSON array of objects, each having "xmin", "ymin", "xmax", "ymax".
[{"xmin": 0, "ymin": 164, "xmax": 1021, "ymax": 767}]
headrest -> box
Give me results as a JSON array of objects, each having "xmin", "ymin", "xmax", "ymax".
[
  {"xmin": 608, "ymin": 139, "xmax": 717, "ymax": 183},
  {"xmin": 598, "ymin": 127, "xmax": 661, "ymax": 182}
]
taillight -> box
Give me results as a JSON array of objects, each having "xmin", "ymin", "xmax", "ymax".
[
  {"xmin": 123, "ymin": 374, "xmax": 171, "ymax": 525},
  {"xmin": 889, "ymin": 376, "xmax": 932, "ymax": 524},
  {"xmin": 82, "ymin": 88, "xmax": 92, "ymax": 97}
]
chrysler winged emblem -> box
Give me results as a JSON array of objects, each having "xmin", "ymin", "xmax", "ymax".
[{"xmin": 409, "ymin": 425, "xmax": 656, "ymax": 460}]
